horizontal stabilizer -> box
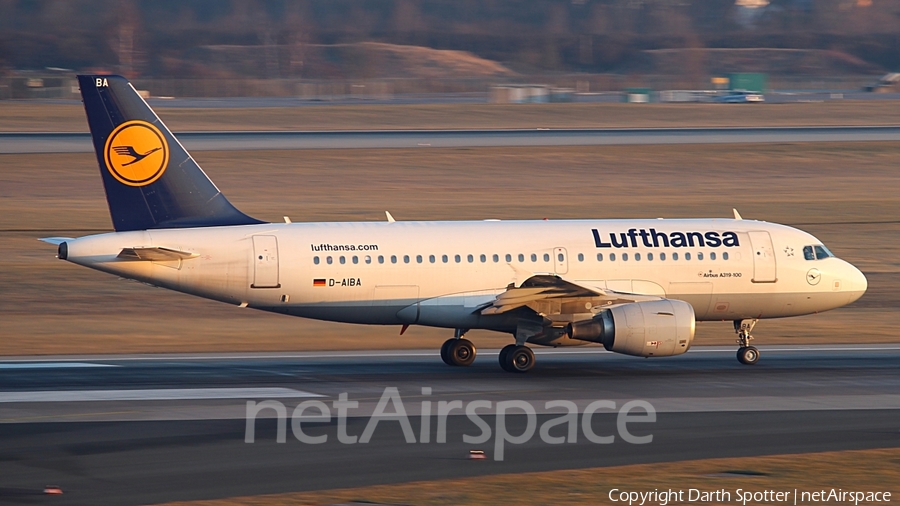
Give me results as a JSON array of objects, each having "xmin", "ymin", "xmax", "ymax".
[
  {"xmin": 117, "ymin": 247, "xmax": 199, "ymax": 261},
  {"xmin": 39, "ymin": 237, "xmax": 74, "ymax": 245}
]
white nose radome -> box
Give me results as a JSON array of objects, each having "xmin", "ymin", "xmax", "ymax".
[{"xmin": 847, "ymin": 264, "xmax": 868, "ymax": 304}]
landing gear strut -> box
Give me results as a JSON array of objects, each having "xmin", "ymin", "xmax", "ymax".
[
  {"xmin": 735, "ymin": 319, "xmax": 760, "ymax": 365},
  {"xmin": 441, "ymin": 329, "xmax": 476, "ymax": 367}
]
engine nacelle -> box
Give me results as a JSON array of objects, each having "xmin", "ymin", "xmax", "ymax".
[{"xmin": 566, "ymin": 299, "xmax": 695, "ymax": 357}]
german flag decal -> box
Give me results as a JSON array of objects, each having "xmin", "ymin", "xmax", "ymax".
[{"xmin": 313, "ymin": 279, "xmax": 326, "ymax": 287}]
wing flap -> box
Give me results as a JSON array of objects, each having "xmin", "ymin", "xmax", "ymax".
[{"xmin": 481, "ymin": 274, "xmax": 661, "ymax": 316}]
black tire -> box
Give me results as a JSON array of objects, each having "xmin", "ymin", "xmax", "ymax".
[
  {"xmin": 498, "ymin": 344, "xmax": 518, "ymax": 372},
  {"xmin": 508, "ymin": 346, "xmax": 535, "ymax": 373},
  {"xmin": 448, "ymin": 338, "xmax": 476, "ymax": 367},
  {"xmin": 737, "ymin": 346, "xmax": 760, "ymax": 365},
  {"xmin": 440, "ymin": 339, "xmax": 455, "ymax": 366}
]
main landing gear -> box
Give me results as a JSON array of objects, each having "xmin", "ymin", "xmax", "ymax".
[
  {"xmin": 498, "ymin": 319, "xmax": 540, "ymax": 373},
  {"xmin": 441, "ymin": 329, "xmax": 476, "ymax": 367},
  {"xmin": 735, "ymin": 319, "xmax": 760, "ymax": 365},
  {"xmin": 499, "ymin": 344, "xmax": 535, "ymax": 373}
]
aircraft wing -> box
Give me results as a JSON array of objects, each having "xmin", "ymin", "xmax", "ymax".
[
  {"xmin": 117, "ymin": 247, "xmax": 199, "ymax": 261},
  {"xmin": 481, "ymin": 274, "xmax": 660, "ymax": 316}
]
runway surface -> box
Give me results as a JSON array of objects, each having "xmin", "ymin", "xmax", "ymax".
[
  {"xmin": 4, "ymin": 125, "xmax": 900, "ymax": 154},
  {"xmin": 1, "ymin": 345, "xmax": 899, "ymax": 504}
]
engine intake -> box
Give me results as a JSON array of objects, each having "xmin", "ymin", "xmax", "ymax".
[{"xmin": 566, "ymin": 299, "xmax": 695, "ymax": 357}]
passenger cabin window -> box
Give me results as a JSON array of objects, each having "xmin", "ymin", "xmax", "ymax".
[
  {"xmin": 558, "ymin": 253, "xmax": 564, "ymax": 262},
  {"xmin": 634, "ymin": 253, "xmax": 641, "ymax": 261},
  {"xmin": 622, "ymin": 253, "xmax": 628, "ymax": 261},
  {"xmin": 403, "ymin": 255, "xmax": 410, "ymax": 264},
  {"xmin": 506, "ymin": 254, "xmax": 512, "ymax": 262},
  {"xmin": 660, "ymin": 252, "xmax": 666, "ymax": 261},
  {"xmin": 697, "ymin": 252, "xmax": 703, "ymax": 261},
  {"xmin": 710, "ymin": 252, "xmax": 716, "ymax": 261},
  {"xmin": 480, "ymin": 254, "xmax": 487, "ymax": 263},
  {"xmin": 578, "ymin": 253, "xmax": 584, "ymax": 262},
  {"xmin": 543, "ymin": 253, "xmax": 550, "ymax": 262},
  {"xmin": 597, "ymin": 253, "xmax": 603, "ymax": 261},
  {"xmin": 609, "ymin": 253, "xmax": 616, "ymax": 261},
  {"xmin": 365, "ymin": 255, "xmax": 372, "ymax": 264},
  {"xmin": 685, "ymin": 252, "xmax": 691, "ymax": 261},
  {"xmin": 455, "ymin": 254, "xmax": 461, "ymax": 263},
  {"xmin": 672, "ymin": 252, "xmax": 678, "ymax": 261},
  {"xmin": 416, "ymin": 255, "xmax": 423, "ymax": 263},
  {"xmin": 531, "ymin": 253, "xmax": 537, "ymax": 262},
  {"xmin": 493, "ymin": 254, "xmax": 499, "ymax": 263},
  {"xmin": 467, "ymin": 254, "xmax": 474, "ymax": 263},
  {"xmin": 327, "ymin": 256, "xmax": 333, "ymax": 264},
  {"xmin": 391, "ymin": 255, "xmax": 397, "ymax": 264},
  {"xmin": 378, "ymin": 255, "xmax": 384, "ymax": 264},
  {"xmin": 313, "ymin": 256, "xmax": 320, "ymax": 265},
  {"xmin": 647, "ymin": 252, "xmax": 653, "ymax": 261},
  {"xmin": 442, "ymin": 255, "xmax": 448, "ymax": 263},
  {"xmin": 353, "ymin": 256, "xmax": 359, "ymax": 264},
  {"xmin": 339, "ymin": 256, "xmax": 346, "ymax": 264},
  {"xmin": 429, "ymin": 255, "xmax": 435, "ymax": 263},
  {"xmin": 723, "ymin": 252, "xmax": 729, "ymax": 260},
  {"xmin": 518, "ymin": 254, "xmax": 525, "ymax": 262}
]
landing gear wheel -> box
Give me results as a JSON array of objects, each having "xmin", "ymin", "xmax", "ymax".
[
  {"xmin": 447, "ymin": 338, "xmax": 476, "ymax": 367},
  {"xmin": 500, "ymin": 345, "xmax": 535, "ymax": 373},
  {"xmin": 440, "ymin": 339, "xmax": 455, "ymax": 366},
  {"xmin": 498, "ymin": 344, "xmax": 518, "ymax": 372},
  {"xmin": 737, "ymin": 346, "xmax": 760, "ymax": 365}
]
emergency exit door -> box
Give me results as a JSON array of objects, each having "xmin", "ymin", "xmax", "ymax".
[
  {"xmin": 553, "ymin": 247, "xmax": 569, "ymax": 274},
  {"xmin": 251, "ymin": 235, "xmax": 280, "ymax": 288},
  {"xmin": 748, "ymin": 231, "xmax": 777, "ymax": 283}
]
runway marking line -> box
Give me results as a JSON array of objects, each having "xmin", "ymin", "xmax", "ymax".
[
  {"xmin": 0, "ymin": 362, "xmax": 119, "ymax": 369},
  {"xmin": 0, "ymin": 387, "xmax": 323, "ymax": 403},
  {"xmin": 1, "ymin": 345, "xmax": 899, "ymax": 365}
]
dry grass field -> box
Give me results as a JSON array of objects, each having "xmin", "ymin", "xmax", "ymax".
[
  {"xmin": 2, "ymin": 100, "xmax": 900, "ymax": 132},
  {"xmin": 160, "ymin": 447, "xmax": 900, "ymax": 506},
  {"xmin": 1, "ymin": 141, "xmax": 898, "ymax": 356}
]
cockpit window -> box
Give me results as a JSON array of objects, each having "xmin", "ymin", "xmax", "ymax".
[
  {"xmin": 805, "ymin": 245, "xmax": 834, "ymax": 260},
  {"xmin": 814, "ymin": 245, "xmax": 834, "ymax": 260}
]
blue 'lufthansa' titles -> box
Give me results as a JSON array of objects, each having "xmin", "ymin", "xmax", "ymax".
[{"xmin": 592, "ymin": 228, "xmax": 740, "ymax": 248}]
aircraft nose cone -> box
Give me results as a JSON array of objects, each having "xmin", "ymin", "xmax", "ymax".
[{"xmin": 848, "ymin": 265, "xmax": 867, "ymax": 303}]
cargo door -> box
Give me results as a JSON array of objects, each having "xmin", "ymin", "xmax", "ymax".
[
  {"xmin": 748, "ymin": 231, "xmax": 777, "ymax": 283},
  {"xmin": 251, "ymin": 235, "xmax": 280, "ymax": 288},
  {"xmin": 553, "ymin": 247, "xmax": 568, "ymax": 275}
]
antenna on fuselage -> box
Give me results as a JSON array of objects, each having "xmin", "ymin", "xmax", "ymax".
[
  {"xmin": 733, "ymin": 208, "xmax": 743, "ymax": 220},
  {"xmin": 385, "ymin": 211, "xmax": 396, "ymax": 223}
]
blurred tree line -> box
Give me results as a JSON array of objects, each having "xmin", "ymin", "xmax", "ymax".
[{"xmin": 0, "ymin": 0, "xmax": 897, "ymax": 78}]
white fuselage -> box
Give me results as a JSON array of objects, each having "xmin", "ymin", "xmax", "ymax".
[{"xmin": 62, "ymin": 218, "xmax": 867, "ymax": 342}]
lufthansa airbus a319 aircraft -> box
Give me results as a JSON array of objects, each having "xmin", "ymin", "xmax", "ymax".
[{"xmin": 43, "ymin": 75, "xmax": 868, "ymax": 372}]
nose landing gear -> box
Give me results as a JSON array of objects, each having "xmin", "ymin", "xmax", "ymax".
[{"xmin": 735, "ymin": 319, "xmax": 760, "ymax": 365}]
